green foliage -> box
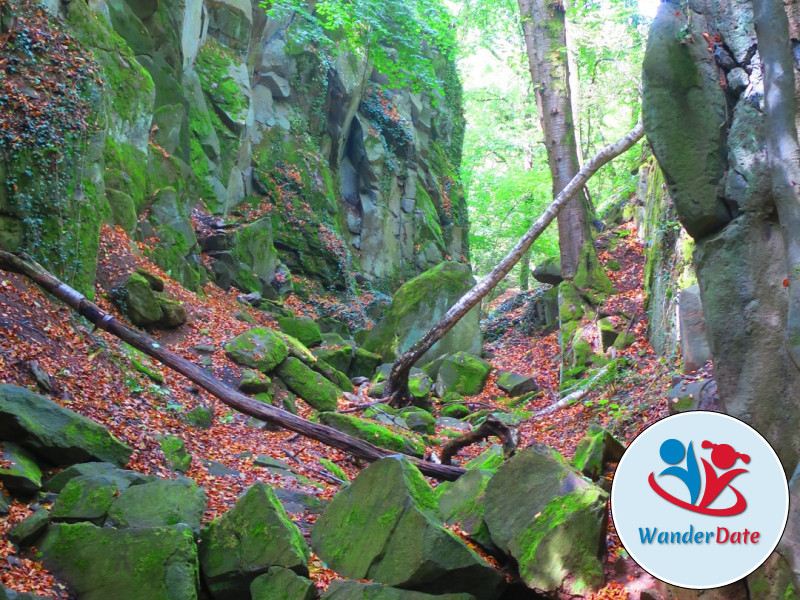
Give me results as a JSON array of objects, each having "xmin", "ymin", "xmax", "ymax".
[{"xmin": 263, "ymin": 0, "xmax": 455, "ymax": 93}]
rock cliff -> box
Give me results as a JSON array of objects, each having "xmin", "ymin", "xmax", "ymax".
[{"xmin": 0, "ymin": 0, "xmax": 468, "ymax": 301}]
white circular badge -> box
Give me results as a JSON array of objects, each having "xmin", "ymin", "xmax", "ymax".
[{"xmin": 610, "ymin": 411, "xmax": 789, "ymax": 589}]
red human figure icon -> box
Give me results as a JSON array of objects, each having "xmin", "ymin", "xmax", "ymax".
[{"xmin": 698, "ymin": 441, "xmax": 750, "ymax": 510}]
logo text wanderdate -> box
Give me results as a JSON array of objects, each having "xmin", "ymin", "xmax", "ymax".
[{"xmin": 638, "ymin": 525, "xmax": 760, "ymax": 545}]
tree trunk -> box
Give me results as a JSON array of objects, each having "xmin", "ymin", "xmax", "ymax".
[
  {"xmin": 752, "ymin": 0, "xmax": 800, "ymax": 370},
  {"xmin": 383, "ymin": 122, "xmax": 644, "ymax": 405},
  {"xmin": 519, "ymin": 248, "xmax": 532, "ymax": 291},
  {"xmin": 0, "ymin": 251, "xmax": 467, "ymax": 482},
  {"xmin": 517, "ymin": 0, "xmax": 594, "ymax": 280}
]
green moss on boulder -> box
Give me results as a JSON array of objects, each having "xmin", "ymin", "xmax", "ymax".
[
  {"xmin": 0, "ymin": 443, "xmax": 42, "ymax": 494},
  {"xmin": 51, "ymin": 474, "xmax": 118, "ymax": 524},
  {"xmin": 0, "ymin": 384, "xmax": 132, "ymax": 467},
  {"xmin": 350, "ymin": 346, "xmax": 382, "ymax": 379},
  {"xmin": 311, "ymin": 457, "xmax": 504, "ymax": 598},
  {"xmin": 435, "ymin": 352, "xmax": 491, "ymax": 396},
  {"xmin": 318, "ymin": 413, "xmax": 424, "ymax": 457},
  {"xmin": 277, "ymin": 316, "xmax": 323, "ymax": 348},
  {"xmin": 250, "ymin": 567, "xmax": 316, "ymax": 600},
  {"xmin": 40, "ymin": 522, "xmax": 199, "ymax": 600},
  {"xmin": 277, "ymin": 357, "xmax": 341, "ymax": 412},
  {"xmin": 199, "ymin": 482, "xmax": 309, "ymax": 600},
  {"xmin": 572, "ymin": 424, "xmax": 625, "ymax": 480},
  {"xmin": 224, "ymin": 328, "xmax": 289, "ymax": 373},
  {"xmin": 437, "ymin": 469, "xmax": 495, "ymax": 549},
  {"xmin": 362, "ymin": 263, "xmax": 482, "ymax": 365},
  {"xmin": 483, "ymin": 447, "xmax": 607, "ymax": 595},
  {"xmin": 107, "ymin": 477, "xmax": 206, "ymax": 531},
  {"xmin": 441, "ymin": 404, "xmax": 470, "ymax": 419}
]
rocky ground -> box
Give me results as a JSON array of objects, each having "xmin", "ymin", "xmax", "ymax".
[{"xmin": 0, "ymin": 219, "xmax": 678, "ymax": 600}]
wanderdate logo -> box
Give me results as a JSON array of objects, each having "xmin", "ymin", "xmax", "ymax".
[
  {"xmin": 648, "ymin": 438, "xmax": 749, "ymax": 516},
  {"xmin": 611, "ymin": 412, "xmax": 788, "ymax": 589}
]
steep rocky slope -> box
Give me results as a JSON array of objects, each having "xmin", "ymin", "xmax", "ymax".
[{"xmin": 1, "ymin": 0, "xmax": 467, "ymax": 304}]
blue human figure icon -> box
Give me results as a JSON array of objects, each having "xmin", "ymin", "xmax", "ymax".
[{"xmin": 658, "ymin": 438, "xmax": 701, "ymax": 505}]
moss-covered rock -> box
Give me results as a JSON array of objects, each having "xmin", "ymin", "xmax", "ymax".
[
  {"xmin": 313, "ymin": 344, "xmax": 354, "ymax": 375},
  {"xmin": 362, "ymin": 263, "xmax": 482, "ymax": 365},
  {"xmin": 558, "ymin": 281, "xmax": 586, "ymax": 323},
  {"xmin": 7, "ymin": 508, "xmax": 49, "ymax": 547},
  {"xmin": 41, "ymin": 522, "xmax": 199, "ymax": 600},
  {"xmin": 114, "ymin": 272, "xmax": 164, "ymax": 326},
  {"xmin": 108, "ymin": 477, "xmax": 206, "ymax": 531},
  {"xmin": 277, "ymin": 316, "xmax": 323, "ymax": 348},
  {"xmin": 435, "ymin": 352, "xmax": 491, "ymax": 397},
  {"xmin": 0, "ymin": 384, "xmax": 132, "ymax": 467},
  {"xmin": 597, "ymin": 318, "xmax": 619, "ymax": 351},
  {"xmin": 51, "ymin": 474, "xmax": 118, "ymax": 524},
  {"xmin": 483, "ymin": 447, "xmax": 607, "ymax": 595},
  {"xmin": 199, "ymin": 482, "xmax": 309, "ymax": 600},
  {"xmin": 321, "ymin": 580, "xmax": 477, "ymax": 600},
  {"xmin": 441, "ymin": 404, "xmax": 470, "ymax": 419},
  {"xmin": 277, "ymin": 357, "xmax": 341, "ymax": 412},
  {"xmin": 44, "ymin": 462, "xmax": 154, "ymax": 494},
  {"xmin": 239, "ymin": 369, "xmax": 272, "ymax": 394},
  {"xmin": 408, "ymin": 371, "xmax": 433, "ymax": 405},
  {"xmin": 250, "ymin": 567, "xmax": 316, "ymax": 600},
  {"xmin": 495, "ymin": 371, "xmax": 538, "ymax": 397},
  {"xmin": 350, "ymin": 347, "xmax": 382, "ymax": 379},
  {"xmin": 311, "ymin": 457, "xmax": 504, "ymax": 598},
  {"xmin": 318, "ymin": 413, "xmax": 424, "ymax": 457},
  {"xmin": 158, "ymin": 434, "xmax": 192, "ymax": 474},
  {"xmin": 573, "ymin": 242, "xmax": 616, "ymax": 302},
  {"xmin": 0, "ymin": 443, "xmax": 42, "ymax": 494},
  {"xmin": 437, "ymin": 468, "xmax": 494, "ymax": 549},
  {"xmin": 224, "ymin": 328, "xmax": 289, "ymax": 373},
  {"xmin": 572, "ymin": 424, "xmax": 625, "ymax": 480},
  {"xmin": 398, "ymin": 407, "xmax": 435, "ymax": 435}
]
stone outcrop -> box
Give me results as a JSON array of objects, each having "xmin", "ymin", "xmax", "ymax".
[{"xmin": 3, "ymin": 0, "xmax": 468, "ymax": 300}]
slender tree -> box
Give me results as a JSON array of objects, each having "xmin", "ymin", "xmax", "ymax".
[
  {"xmin": 516, "ymin": 0, "xmax": 598, "ymax": 279},
  {"xmin": 383, "ymin": 122, "xmax": 643, "ymax": 405}
]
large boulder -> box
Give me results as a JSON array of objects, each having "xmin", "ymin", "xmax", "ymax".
[
  {"xmin": 276, "ymin": 357, "xmax": 341, "ymax": 411},
  {"xmin": 572, "ymin": 424, "xmax": 625, "ymax": 480},
  {"xmin": 311, "ymin": 457, "xmax": 504, "ymax": 599},
  {"xmin": 483, "ymin": 447, "xmax": 608, "ymax": 595},
  {"xmin": 0, "ymin": 443, "xmax": 42, "ymax": 494},
  {"xmin": 250, "ymin": 567, "xmax": 316, "ymax": 600},
  {"xmin": 362, "ymin": 262, "xmax": 482, "ymax": 365},
  {"xmin": 40, "ymin": 522, "xmax": 199, "ymax": 600},
  {"xmin": 436, "ymin": 468, "xmax": 494, "ymax": 549},
  {"xmin": 0, "ymin": 384, "xmax": 132, "ymax": 467},
  {"xmin": 107, "ymin": 477, "xmax": 207, "ymax": 531},
  {"xmin": 435, "ymin": 352, "xmax": 492, "ymax": 396},
  {"xmin": 51, "ymin": 474, "xmax": 118, "ymax": 524},
  {"xmin": 532, "ymin": 256, "xmax": 563, "ymax": 286},
  {"xmin": 199, "ymin": 482, "xmax": 309, "ymax": 600},
  {"xmin": 642, "ymin": 4, "xmax": 731, "ymax": 239},
  {"xmin": 44, "ymin": 462, "xmax": 153, "ymax": 493},
  {"xmin": 321, "ymin": 580, "xmax": 476, "ymax": 600},
  {"xmin": 495, "ymin": 371, "xmax": 538, "ymax": 397},
  {"xmin": 277, "ymin": 316, "xmax": 323, "ymax": 348},
  {"xmin": 224, "ymin": 328, "xmax": 289, "ymax": 373}
]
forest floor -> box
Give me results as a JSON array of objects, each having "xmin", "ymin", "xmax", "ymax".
[{"xmin": 0, "ymin": 220, "xmax": 680, "ymax": 599}]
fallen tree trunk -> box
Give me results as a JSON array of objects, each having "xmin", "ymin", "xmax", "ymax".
[
  {"xmin": 440, "ymin": 415, "xmax": 517, "ymax": 466},
  {"xmin": 0, "ymin": 251, "xmax": 466, "ymax": 481},
  {"xmin": 384, "ymin": 122, "xmax": 645, "ymax": 405}
]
